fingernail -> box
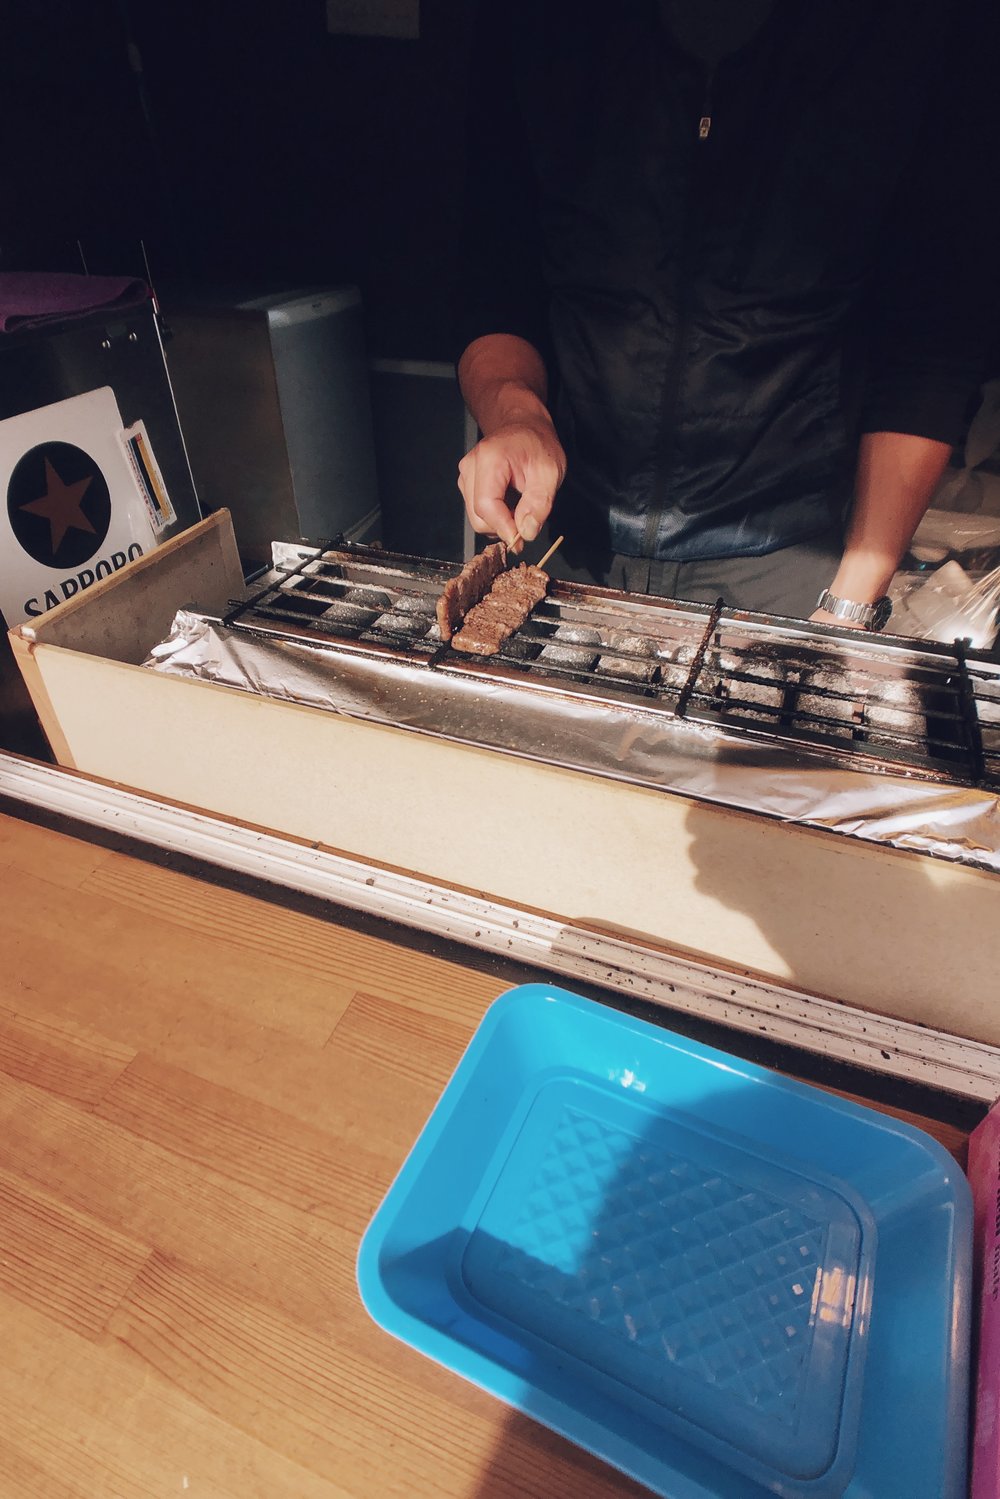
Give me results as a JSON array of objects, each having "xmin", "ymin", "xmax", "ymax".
[{"xmin": 520, "ymin": 516, "xmax": 539, "ymax": 542}]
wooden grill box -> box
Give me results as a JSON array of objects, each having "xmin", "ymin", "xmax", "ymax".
[{"xmin": 10, "ymin": 510, "xmax": 1000, "ymax": 1047}]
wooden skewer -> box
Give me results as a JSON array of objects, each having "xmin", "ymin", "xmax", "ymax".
[{"xmin": 535, "ymin": 534, "xmax": 565, "ymax": 571}]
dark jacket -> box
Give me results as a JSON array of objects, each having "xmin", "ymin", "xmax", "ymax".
[{"xmin": 459, "ymin": 0, "xmax": 999, "ymax": 563}]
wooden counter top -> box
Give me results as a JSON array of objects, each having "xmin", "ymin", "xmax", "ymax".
[{"xmin": 0, "ymin": 808, "xmax": 966, "ymax": 1498}]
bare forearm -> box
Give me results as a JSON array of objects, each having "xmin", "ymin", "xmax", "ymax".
[
  {"xmin": 458, "ymin": 334, "xmax": 553, "ymax": 436},
  {"xmin": 456, "ymin": 335, "xmax": 566, "ymax": 545},
  {"xmin": 829, "ymin": 431, "xmax": 952, "ymax": 602}
]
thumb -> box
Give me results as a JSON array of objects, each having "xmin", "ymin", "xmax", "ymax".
[{"xmin": 514, "ymin": 483, "xmax": 555, "ymax": 544}]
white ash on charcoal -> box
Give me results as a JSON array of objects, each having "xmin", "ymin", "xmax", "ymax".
[
  {"xmin": 979, "ymin": 691, "xmax": 1000, "ymax": 734},
  {"xmin": 538, "ymin": 642, "xmax": 601, "ymax": 671},
  {"xmin": 862, "ymin": 679, "xmax": 934, "ymax": 734},
  {"xmin": 551, "ymin": 623, "xmax": 603, "ymax": 647},
  {"xmin": 372, "ymin": 610, "xmax": 429, "ymax": 638},
  {"xmin": 792, "ymin": 664, "xmax": 909, "ymax": 736},
  {"xmin": 597, "ymin": 653, "xmax": 660, "ymax": 683},
  {"xmin": 344, "ymin": 586, "xmax": 393, "ymax": 610},
  {"xmin": 600, "ymin": 629, "xmax": 658, "ymax": 658},
  {"xmin": 716, "ymin": 697, "xmax": 781, "ymax": 725},
  {"xmin": 588, "ymin": 626, "xmax": 693, "ymax": 694},
  {"xmin": 648, "ymin": 637, "xmax": 700, "ymax": 691},
  {"xmin": 716, "ymin": 674, "xmax": 788, "ymax": 715},
  {"xmin": 318, "ymin": 601, "xmax": 381, "ymax": 632},
  {"xmin": 794, "ymin": 692, "xmax": 861, "ymax": 737},
  {"xmin": 656, "ymin": 659, "xmax": 696, "ymax": 693}
]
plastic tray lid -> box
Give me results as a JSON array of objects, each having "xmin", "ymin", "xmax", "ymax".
[{"xmin": 461, "ymin": 1073, "xmax": 871, "ymax": 1487}]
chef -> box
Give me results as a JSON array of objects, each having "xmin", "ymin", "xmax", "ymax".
[{"xmin": 455, "ymin": 0, "xmax": 999, "ymax": 627}]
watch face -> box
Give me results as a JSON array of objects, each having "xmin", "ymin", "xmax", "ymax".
[{"xmin": 870, "ymin": 597, "xmax": 893, "ymax": 632}]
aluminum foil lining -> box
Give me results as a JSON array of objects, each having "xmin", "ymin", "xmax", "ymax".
[{"xmin": 144, "ymin": 608, "xmax": 1000, "ymax": 875}]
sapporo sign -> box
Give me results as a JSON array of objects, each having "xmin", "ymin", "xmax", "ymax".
[{"xmin": 0, "ymin": 387, "xmax": 160, "ymax": 626}]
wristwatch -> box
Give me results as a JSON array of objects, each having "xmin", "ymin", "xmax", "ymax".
[{"xmin": 816, "ymin": 589, "xmax": 893, "ymax": 632}]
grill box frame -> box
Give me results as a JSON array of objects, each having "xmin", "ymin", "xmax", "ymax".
[{"xmin": 9, "ymin": 509, "xmax": 1000, "ymax": 1047}]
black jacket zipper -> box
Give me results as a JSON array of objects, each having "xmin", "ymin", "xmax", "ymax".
[
  {"xmin": 698, "ymin": 67, "xmax": 714, "ymax": 140},
  {"xmin": 641, "ymin": 66, "xmax": 715, "ymax": 559}
]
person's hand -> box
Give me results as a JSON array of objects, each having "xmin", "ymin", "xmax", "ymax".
[{"xmin": 458, "ymin": 417, "xmax": 566, "ymax": 549}]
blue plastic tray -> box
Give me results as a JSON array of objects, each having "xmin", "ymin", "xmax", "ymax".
[{"xmin": 357, "ymin": 985, "xmax": 972, "ymax": 1498}]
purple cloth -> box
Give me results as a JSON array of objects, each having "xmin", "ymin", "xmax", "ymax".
[{"xmin": 0, "ymin": 272, "xmax": 149, "ymax": 332}]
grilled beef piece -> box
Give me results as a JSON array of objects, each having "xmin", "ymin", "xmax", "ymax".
[
  {"xmin": 435, "ymin": 542, "xmax": 507, "ymax": 640},
  {"xmin": 451, "ymin": 593, "xmax": 512, "ymax": 653},
  {"xmin": 452, "ymin": 565, "xmax": 549, "ymax": 655},
  {"xmin": 450, "ymin": 616, "xmax": 505, "ymax": 656}
]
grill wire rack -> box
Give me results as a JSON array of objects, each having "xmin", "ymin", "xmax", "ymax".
[{"xmin": 221, "ymin": 540, "xmax": 1000, "ymax": 792}]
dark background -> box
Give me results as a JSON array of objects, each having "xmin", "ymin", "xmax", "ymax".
[
  {"xmin": 2, "ymin": 0, "xmax": 471, "ymax": 360},
  {"xmin": 3, "ymin": 1, "xmax": 998, "ymax": 376}
]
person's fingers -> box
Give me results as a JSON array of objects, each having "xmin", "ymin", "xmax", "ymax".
[
  {"xmin": 513, "ymin": 446, "xmax": 563, "ymax": 541},
  {"xmin": 457, "ymin": 450, "xmax": 497, "ymax": 533},
  {"xmin": 457, "ymin": 429, "xmax": 565, "ymax": 544},
  {"xmin": 513, "ymin": 474, "xmax": 558, "ymax": 543},
  {"xmin": 473, "ymin": 452, "xmax": 521, "ymax": 548},
  {"xmin": 468, "ymin": 447, "xmax": 519, "ymax": 544}
]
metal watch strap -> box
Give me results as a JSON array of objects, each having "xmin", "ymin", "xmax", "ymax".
[
  {"xmin": 816, "ymin": 589, "xmax": 892, "ymax": 631},
  {"xmin": 816, "ymin": 589, "xmax": 874, "ymax": 624}
]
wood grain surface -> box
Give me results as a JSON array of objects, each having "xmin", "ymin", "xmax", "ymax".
[{"xmin": 0, "ymin": 809, "xmax": 966, "ymax": 1498}]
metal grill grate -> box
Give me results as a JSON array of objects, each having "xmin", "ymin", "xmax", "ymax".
[{"xmin": 222, "ymin": 540, "xmax": 1000, "ymax": 791}]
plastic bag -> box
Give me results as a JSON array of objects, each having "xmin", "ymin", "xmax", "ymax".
[{"xmin": 890, "ymin": 559, "xmax": 1000, "ymax": 649}]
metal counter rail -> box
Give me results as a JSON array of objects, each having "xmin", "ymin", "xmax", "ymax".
[{"xmin": 3, "ymin": 748, "xmax": 1000, "ymax": 1105}]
